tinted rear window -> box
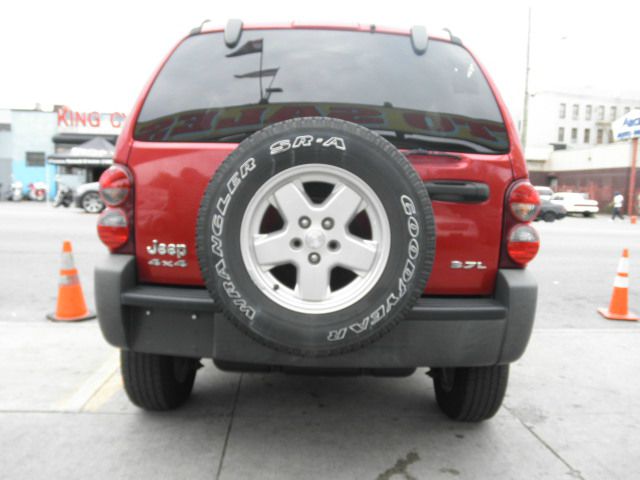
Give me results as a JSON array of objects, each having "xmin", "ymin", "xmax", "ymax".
[{"xmin": 135, "ymin": 29, "xmax": 509, "ymax": 153}]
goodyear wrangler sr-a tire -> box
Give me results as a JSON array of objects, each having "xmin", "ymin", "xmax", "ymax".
[{"xmin": 197, "ymin": 118, "xmax": 435, "ymax": 357}]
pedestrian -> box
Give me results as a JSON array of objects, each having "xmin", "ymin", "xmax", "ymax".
[{"xmin": 612, "ymin": 192, "xmax": 624, "ymax": 220}]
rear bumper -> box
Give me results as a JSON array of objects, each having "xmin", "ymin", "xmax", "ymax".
[{"xmin": 95, "ymin": 255, "xmax": 537, "ymax": 368}]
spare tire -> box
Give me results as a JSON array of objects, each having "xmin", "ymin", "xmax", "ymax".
[{"xmin": 197, "ymin": 118, "xmax": 435, "ymax": 357}]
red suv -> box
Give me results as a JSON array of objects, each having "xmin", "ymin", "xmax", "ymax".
[{"xmin": 95, "ymin": 20, "xmax": 540, "ymax": 421}]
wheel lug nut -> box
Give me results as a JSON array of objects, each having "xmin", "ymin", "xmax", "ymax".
[
  {"xmin": 322, "ymin": 218, "xmax": 334, "ymax": 230},
  {"xmin": 291, "ymin": 238, "xmax": 302, "ymax": 249},
  {"xmin": 299, "ymin": 216, "xmax": 311, "ymax": 228},
  {"xmin": 328, "ymin": 240, "xmax": 340, "ymax": 251},
  {"xmin": 308, "ymin": 253, "xmax": 321, "ymax": 265}
]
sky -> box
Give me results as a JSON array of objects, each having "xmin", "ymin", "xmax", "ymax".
[{"xmin": 1, "ymin": 0, "xmax": 638, "ymax": 126}]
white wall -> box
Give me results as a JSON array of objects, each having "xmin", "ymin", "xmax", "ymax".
[
  {"xmin": 525, "ymin": 91, "xmax": 640, "ymax": 156},
  {"xmin": 549, "ymin": 141, "xmax": 636, "ymax": 172}
]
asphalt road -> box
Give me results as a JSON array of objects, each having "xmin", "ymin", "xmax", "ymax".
[{"xmin": 1, "ymin": 202, "xmax": 639, "ymax": 479}]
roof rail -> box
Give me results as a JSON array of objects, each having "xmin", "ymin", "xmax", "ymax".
[
  {"xmin": 443, "ymin": 28, "xmax": 463, "ymax": 46},
  {"xmin": 410, "ymin": 25, "xmax": 429, "ymax": 55},
  {"xmin": 189, "ymin": 19, "xmax": 211, "ymax": 36},
  {"xmin": 188, "ymin": 19, "xmax": 243, "ymax": 47},
  {"xmin": 224, "ymin": 19, "xmax": 243, "ymax": 47}
]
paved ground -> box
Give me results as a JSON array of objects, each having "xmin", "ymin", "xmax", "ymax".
[{"xmin": 1, "ymin": 203, "xmax": 639, "ymax": 479}]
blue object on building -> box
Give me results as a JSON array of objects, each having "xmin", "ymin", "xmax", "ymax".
[
  {"xmin": 9, "ymin": 110, "xmax": 58, "ymax": 198},
  {"xmin": 0, "ymin": 107, "xmax": 122, "ymax": 200},
  {"xmin": 0, "ymin": 111, "xmax": 11, "ymax": 196}
]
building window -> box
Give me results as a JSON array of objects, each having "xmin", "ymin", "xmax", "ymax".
[
  {"xmin": 583, "ymin": 129, "xmax": 590, "ymax": 144},
  {"xmin": 585, "ymin": 105, "xmax": 592, "ymax": 121},
  {"xmin": 572, "ymin": 104, "xmax": 579, "ymax": 120},
  {"xmin": 25, "ymin": 151, "xmax": 45, "ymax": 167},
  {"xmin": 596, "ymin": 129, "xmax": 604, "ymax": 144},
  {"xmin": 597, "ymin": 105, "xmax": 604, "ymax": 121},
  {"xmin": 608, "ymin": 129, "xmax": 614, "ymax": 143},
  {"xmin": 571, "ymin": 128, "xmax": 578, "ymax": 143},
  {"xmin": 625, "ymin": 107, "xmax": 631, "ymax": 115},
  {"xmin": 558, "ymin": 127, "xmax": 565, "ymax": 142},
  {"xmin": 559, "ymin": 103, "xmax": 566, "ymax": 119},
  {"xmin": 610, "ymin": 106, "xmax": 617, "ymax": 121}
]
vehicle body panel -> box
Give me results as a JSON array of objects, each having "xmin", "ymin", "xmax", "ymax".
[
  {"xmin": 535, "ymin": 200, "xmax": 567, "ymax": 221},
  {"xmin": 550, "ymin": 192, "xmax": 599, "ymax": 214},
  {"xmin": 74, "ymin": 182, "xmax": 99, "ymax": 198},
  {"xmin": 534, "ymin": 186, "xmax": 554, "ymax": 202},
  {"xmin": 130, "ymin": 141, "xmax": 513, "ymax": 294},
  {"xmin": 118, "ymin": 25, "xmax": 527, "ymax": 296}
]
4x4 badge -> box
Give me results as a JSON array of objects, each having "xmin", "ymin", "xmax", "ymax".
[
  {"xmin": 450, "ymin": 260, "xmax": 487, "ymax": 270},
  {"xmin": 147, "ymin": 239, "xmax": 188, "ymax": 268}
]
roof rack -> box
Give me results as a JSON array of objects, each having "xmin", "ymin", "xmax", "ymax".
[
  {"xmin": 443, "ymin": 28, "xmax": 463, "ymax": 46},
  {"xmin": 189, "ymin": 19, "xmax": 244, "ymax": 47},
  {"xmin": 189, "ymin": 19, "xmax": 210, "ymax": 36}
]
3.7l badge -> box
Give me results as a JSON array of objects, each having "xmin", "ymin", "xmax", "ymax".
[
  {"xmin": 146, "ymin": 239, "xmax": 188, "ymax": 268},
  {"xmin": 450, "ymin": 260, "xmax": 487, "ymax": 270}
]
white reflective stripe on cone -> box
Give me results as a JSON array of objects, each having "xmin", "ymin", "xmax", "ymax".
[
  {"xmin": 617, "ymin": 257, "xmax": 630, "ymax": 274},
  {"xmin": 614, "ymin": 275, "xmax": 630, "ymax": 289},
  {"xmin": 61, "ymin": 252, "xmax": 75, "ymax": 270},
  {"xmin": 59, "ymin": 274, "xmax": 80, "ymax": 286}
]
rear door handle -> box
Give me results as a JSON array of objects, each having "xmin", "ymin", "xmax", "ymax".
[{"xmin": 424, "ymin": 181, "xmax": 490, "ymax": 203}]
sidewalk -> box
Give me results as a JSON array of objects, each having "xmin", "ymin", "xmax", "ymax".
[{"xmin": 1, "ymin": 322, "xmax": 638, "ymax": 479}]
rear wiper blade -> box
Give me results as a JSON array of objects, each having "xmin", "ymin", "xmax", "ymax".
[
  {"xmin": 402, "ymin": 149, "xmax": 462, "ymax": 160},
  {"xmin": 212, "ymin": 132, "xmax": 254, "ymax": 142},
  {"xmin": 372, "ymin": 129, "xmax": 494, "ymax": 154}
]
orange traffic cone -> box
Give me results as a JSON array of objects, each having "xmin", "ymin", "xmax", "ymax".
[
  {"xmin": 597, "ymin": 249, "xmax": 638, "ymax": 321},
  {"xmin": 47, "ymin": 241, "xmax": 95, "ymax": 322}
]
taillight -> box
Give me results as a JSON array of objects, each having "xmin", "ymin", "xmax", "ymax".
[
  {"xmin": 501, "ymin": 180, "xmax": 541, "ymax": 267},
  {"xmin": 507, "ymin": 224, "xmax": 540, "ymax": 265},
  {"xmin": 509, "ymin": 182, "xmax": 540, "ymax": 221},
  {"xmin": 97, "ymin": 209, "xmax": 129, "ymax": 249},
  {"xmin": 98, "ymin": 164, "xmax": 134, "ymax": 253},
  {"xmin": 99, "ymin": 165, "xmax": 131, "ymax": 206}
]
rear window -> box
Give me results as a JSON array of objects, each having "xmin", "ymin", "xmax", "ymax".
[{"xmin": 135, "ymin": 29, "xmax": 509, "ymax": 153}]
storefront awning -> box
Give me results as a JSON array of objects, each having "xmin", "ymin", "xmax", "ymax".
[
  {"xmin": 48, "ymin": 157, "xmax": 113, "ymax": 166},
  {"xmin": 48, "ymin": 137, "xmax": 114, "ymax": 167}
]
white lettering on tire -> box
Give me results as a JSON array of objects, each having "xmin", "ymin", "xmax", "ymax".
[
  {"xmin": 210, "ymin": 157, "xmax": 257, "ymax": 320},
  {"xmin": 270, "ymin": 135, "xmax": 346, "ymax": 155},
  {"xmin": 328, "ymin": 194, "xmax": 421, "ymax": 341}
]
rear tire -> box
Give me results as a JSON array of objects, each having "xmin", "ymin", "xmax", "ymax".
[
  {"xmin": 121, "ymin": 350, "xmax": 198, "ymax": 410},
  {"xmin": 196, "ymin": 117, "xmax": 435, "ymax": 357},
  {"xmin": 81, "ymin": 191, "xmax": 104, "ymax": 213},
  {"xmin": 432, "ymin": 365, "xmax": 509, "ymax": 422},
  {"xmin": 542, "ymin": 211, "xmax": 556, "ymax": 222}
]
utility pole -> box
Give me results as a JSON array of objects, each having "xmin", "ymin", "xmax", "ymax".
[
  {"xmin": 521, "ymin": 7, "xmax": 532, "ymax": 150},
  {"xmin": 628, "ymin": 137, "xmax": 638, "ymax": 217}
]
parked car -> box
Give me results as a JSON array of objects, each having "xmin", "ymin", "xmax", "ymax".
[
  {"xmin": 94, "ymin": 21, "xmax": 541, "ymax": 422},
  {"xmin": 550, "ymin": 192, "xmax": 599, "ymax": 216},
  {"xmin": 534, "ymin": 186, "xmax": 554, "ymax": 202},
  {"xmin": 75, "ymin": 182, "xmax": 105, "ymax": 213},
  {"xmin": 535, "ymin": 200, "xmax": 567, "ymax": 222}
]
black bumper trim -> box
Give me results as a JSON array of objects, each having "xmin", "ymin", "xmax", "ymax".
[
  {"xmin": 121, "ymin": 285, "xmax": 505, "ymax": 321},
  {"xmin": 408, "ymin": 297, "xmax": 505, "ymax": 321},
  {"xmin": 95, "ymin": 255, "xmax": 537, "ymax": 367},
  {"xmin": 122, "ymin": 286, "xmax": 217, "ymax": 311}
]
